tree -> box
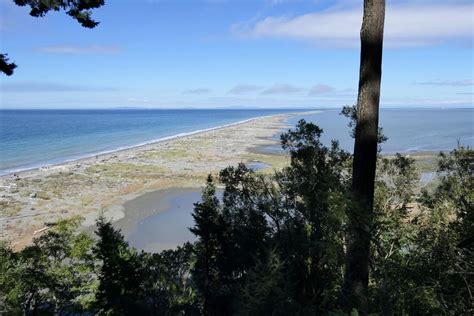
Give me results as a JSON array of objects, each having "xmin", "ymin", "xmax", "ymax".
[
  {"xmin": 343, "ymin": 0, "xmax": 386, "ymax": 313},
  {"xmin": 144, "ymin": 243, "xmax": 199, "ymax": 315},
  {"xmin": 190, "ymin": 175, "xmax": 232, "ymax": 316},
  {"xmin": 93, "ymin": 217, "xmax": 149, "ymax": 315},
  {"xmin": 0, "ymin": 217, "xmax": 96, "ymax": 314},
  {"xmin": 1, "ymin": 0, "xmax": 104, "ymax": 76}
]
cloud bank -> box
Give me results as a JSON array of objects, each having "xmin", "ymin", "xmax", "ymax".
[
  {"xmin": 261, "ymin": 84, "xmax": 304, "ymax": 94},
  {"xmin": 37, "ymin": 45, "xmax": 121, "ymax": 54},
  {"xmin": 228, "ymin": 84, "xmax": 263, "ymax": 95},
  {"xmin": 309, "ymin": 84, "xmax": 335, "ymax": 95},
  {"xmin": 417, "ymin": 79, "xmax": 474, "ymax": 87},
  {"xmin": 1, "ymin": 82, "xmax": 117, "ymax": 92},
  {"xmin": 232, "ymin": 3, "xmax": 473, "ymax": 48},
  {"xmin": 183, "ymin": 88, "xmax": 212, "ymax": 94}
]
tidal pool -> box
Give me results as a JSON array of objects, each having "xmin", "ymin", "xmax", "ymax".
[
  {"xmin": 115, "ymin": 188, "xmax": 202, "ymax": 253},
  {"xmin": 115, "ymin": 162, "xmax": 270, "ymax": 253}
]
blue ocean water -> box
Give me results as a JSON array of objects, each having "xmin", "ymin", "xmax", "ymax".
[
  {"xmin": 285, "ymin": 108, "xmax": 473, "ymax": 154},
  {"xmin": 0, "ymin": 108, "xmax": 472, "ymax": 175},
  {"xmin": 0, "ymin": 109, "xmax": 294, "ymax": 175}
]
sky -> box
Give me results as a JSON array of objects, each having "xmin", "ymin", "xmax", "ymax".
[{"xmin": 0, "ymin": 0, "xmax": 473, "ymax": 109}]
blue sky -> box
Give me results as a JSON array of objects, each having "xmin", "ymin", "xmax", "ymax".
[{"xmin": 0, "ymin": 0, "xmax": 472, "ymax": 109}]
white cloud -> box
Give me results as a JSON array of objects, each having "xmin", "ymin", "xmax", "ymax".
[
  {"xmin": 37, "ymin": 45, "xmax": 121, "ymax": 54},
  {"xmin": 261, "ymin": 83, "xmax": 304, "ymax": 94},
  {"xmin": 183, "ymin": 88, "xmax": 211, "ymax": 94},
  {"xmin": 309, "ymin": 84, "xmax": 334, "ymax": 95},
  {"xmin": 1, "ymin": 82, "xmax": 117, "ymax": 92},
  {"xmin": 232, "ymin": 3, "xmax": 473, "ymax": 48},
  {"xmin": 228, "ymin": 84, "xmax": 263, "ymax": 95},
  {"xmin": 416, "ymin": 79, "xmax": 474, "ymax": 87}
]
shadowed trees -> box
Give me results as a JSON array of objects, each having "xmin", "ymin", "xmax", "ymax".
[
  {"xmin": 93, "ymin": 216, "xmax": 149, "ymax": 315},
  {"xmin": 190, "ymin": 120, "xmax": 352, "ymax": 314},
  {"xmin": 190, "ymin": 175, "xmax": 233, "ymax": 316},
  {"xmin": 0, "ymin": 121, "xmax": 472, "ymax": 314},
  {"xmin": 1, "ymin": 0, "xmax": 104, "ymax": 76},
  {"xmin": 344, "ymin": 0, "xmax": 386, "ymax": 313}
]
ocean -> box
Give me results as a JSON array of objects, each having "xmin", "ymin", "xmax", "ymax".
[
  {"xmin": 0, "ymin": 108, "xmax": 472, "ymax": 175},
  {"xmin": 280, "ymin": 108, "xmax": 473, "ymax": 154},
  {"xmin": 0, "ymin": 109, "xmax": 293, "ymax": 175}
]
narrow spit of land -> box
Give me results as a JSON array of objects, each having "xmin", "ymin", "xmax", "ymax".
[
  {"xmin": 0, "ymin": 113, "xmax": 295, "ymax": 250},
  {"xmin": 0, "ymin": 111, "xmax": 440, "ymax": 250}
]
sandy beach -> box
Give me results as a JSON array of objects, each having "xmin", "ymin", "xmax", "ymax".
[
  {"xmin": 0, "ymin": 113, "xmax": 297, "ymax": 250},
  {"xmin": 0, "ymin": 110, "xmax": 444, "ymax": 250}
]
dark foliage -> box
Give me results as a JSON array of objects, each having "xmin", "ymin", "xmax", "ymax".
[
  {"xmin": 0, "ymin": 54, "xmax": 17, "ymax": 76},
  {"xmin": 93, "ymin": 216, "xmax": 150, "ymax": 315},
  {"xmin": 14, "ymin": 0, "xmax": 104, "ymax": 28},
  {"xmin": 1, "ymin": 122, "xmax": 472, "ymax": 315},
  {"xmin": 2, "ymin": 0, "xmax": 104, "ymax": 76}
]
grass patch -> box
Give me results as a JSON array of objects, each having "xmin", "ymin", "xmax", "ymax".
[
  {"xmin": 36, "ymin": 191, "xmax": 51, "ymax": 200},
  {"xmin": 86, "ymin": 162, "xmax": 168, "ymax": 179},
  {"xmin": 0, "ymin": 200, "xmax": 23, "ymax": 216}
]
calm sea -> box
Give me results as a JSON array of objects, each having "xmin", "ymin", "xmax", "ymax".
[
  {"xmin": 0, "ymin": 109, "xmax": 295, "ymax": 175},
  {"xmin": 0, "ymin": 108, "xmax": 472, "ymax": 175},
  {"xmin": 288, "ymin": 108, "xmax": 473, "ymax": 154}
]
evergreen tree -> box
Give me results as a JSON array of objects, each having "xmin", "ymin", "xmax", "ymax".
[
  {"xmin": 0, "ymin": 217, "xmax": 96, "ymax": 314},
  {"xmin": 190, "ymin": 175, "xmax": 232, "ymax": 315},
  {"xmin": 93, "ymin": 216, "xmax": 149, "ymax": 315}
]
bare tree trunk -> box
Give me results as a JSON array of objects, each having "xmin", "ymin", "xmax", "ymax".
[{"xmin": 343, "ymin": 0, "xmax": 385, "ymax": 314}]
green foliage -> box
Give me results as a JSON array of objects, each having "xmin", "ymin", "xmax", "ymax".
[
  {"xmin": 93, "ymin": 216, "xmax": 150, "ymax": 315},
  {"xmin": 0, "ymin": 54, "xmax": 17, "ymax": 76},
  {"xmin": 190, "ymin": 175, "xmax": 235, "ymax": 315},
  {"xmin": 2, "ymin": 1, "xmax": 104, "ymax": 76},
  {"xmin": 340, "ymin": 104, "xmax": 388, "ymax": 147},
  {"xmin": 369, "ymin": 146, "xmax": 474, "ymax": 314},
  {"xmin": 0, "ymin": 216, "xmax": 96, "ymax": 314},
  {"xmin": 189, "ymin": 120, "xmax": 352, "ymax": 314},
  {"xmin": 237, "ymin": 250, "xmax": 293, "ymax": 315},
  {"xmin": 144, "ymin": 243, "xmax": 199, "ymax": 315},
  {"xmin": 276, "ymin": 120, "xmax": 351, "ymax": 311},
  {"xmin": 0, "ymin": 122, "xmax": 472, "ymax": 315},
  {"xmin": 14, "ymin": 0, "xmax": 104, "ymax": 28}
]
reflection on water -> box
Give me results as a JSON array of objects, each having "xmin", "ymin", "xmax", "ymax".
[
  {"xmin": 121, "ymin": 189, "xmax": 202, "ymax": 253},
  {"xmin": 121, "ymin": 162, "xmax": 270, "ymax": 253},
  {"xmin": 246, "ymin": 161, "xmax": 271, "ymax": 171},
  {"xmin": 120, "ymin": 170, "xmax": 438, "ymax": 253}
]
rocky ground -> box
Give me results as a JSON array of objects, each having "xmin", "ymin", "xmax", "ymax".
[{"xmin": 0, "ymin": 114, "xmax": 294, "ymax": 250}]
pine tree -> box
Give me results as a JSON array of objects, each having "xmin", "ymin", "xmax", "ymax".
[
  {"xmin": 190, "ymin": 175, "xmax": 232, "ymax": 316},
  {"xmin": 93, "ymin": 217, "xmax": 148, "ymax": 315}
]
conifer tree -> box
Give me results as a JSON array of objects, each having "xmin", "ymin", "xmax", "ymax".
[
  {"xmin": 190, "ymin": 175, "xmax": 232, "ymax": 316},
  {"xmin": 93, "ymin": 217, "xmax": 148, "ymax": 315}
]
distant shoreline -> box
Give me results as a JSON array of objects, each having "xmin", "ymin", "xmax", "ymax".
[
  {"xmin": 0, "ymin": 112, "xmax": 296, "ymax": 250},
  {"xmin": 0, "ymin": 109, "xmax": 462, "ymax": 250},
  {"xmin": 0, "ymin": 111, "xmax": 308, "ymax": 178}
]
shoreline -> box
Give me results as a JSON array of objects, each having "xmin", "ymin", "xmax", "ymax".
[
  {"xmin": 0, "ymin": 113, "xmax": 297, "ymax": 178},
  {"xmin": 0, "ymin": 112, "xmax": 296, "ymax": 250},
  {"xmin": 0, "ymin": 110, "xmax": 447, "ymax": 250}
]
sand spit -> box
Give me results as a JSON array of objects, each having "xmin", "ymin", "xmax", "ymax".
[{"xmin": 0, "ymin": 113, "xmax": 296, "ymax": 250}]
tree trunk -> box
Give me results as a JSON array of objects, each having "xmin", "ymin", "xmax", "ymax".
[{"xmin": 343, "ymin": 0, "xmax": 385, "ymax": 314}]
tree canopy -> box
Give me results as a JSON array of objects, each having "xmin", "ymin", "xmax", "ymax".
[{"xmin": 1, "ymin": 120, "xmax": 472, "ymax": 315}]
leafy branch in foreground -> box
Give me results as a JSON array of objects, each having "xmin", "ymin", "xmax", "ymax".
[
  {"xmin": 0, "ymin": 54, "xmax": 17, "ymax": 76},
  {"xmin": 2, "ymin": 1, "xmax": 104, "ymax": 76},
  {"xmin": 14, "ymin": 0, "xmax": 104, "ymax": 28}
]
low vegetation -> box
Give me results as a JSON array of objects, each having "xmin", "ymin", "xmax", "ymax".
[{"xmin": 1, "ymin": 121, "xmax": 472, "ymax": 315}]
